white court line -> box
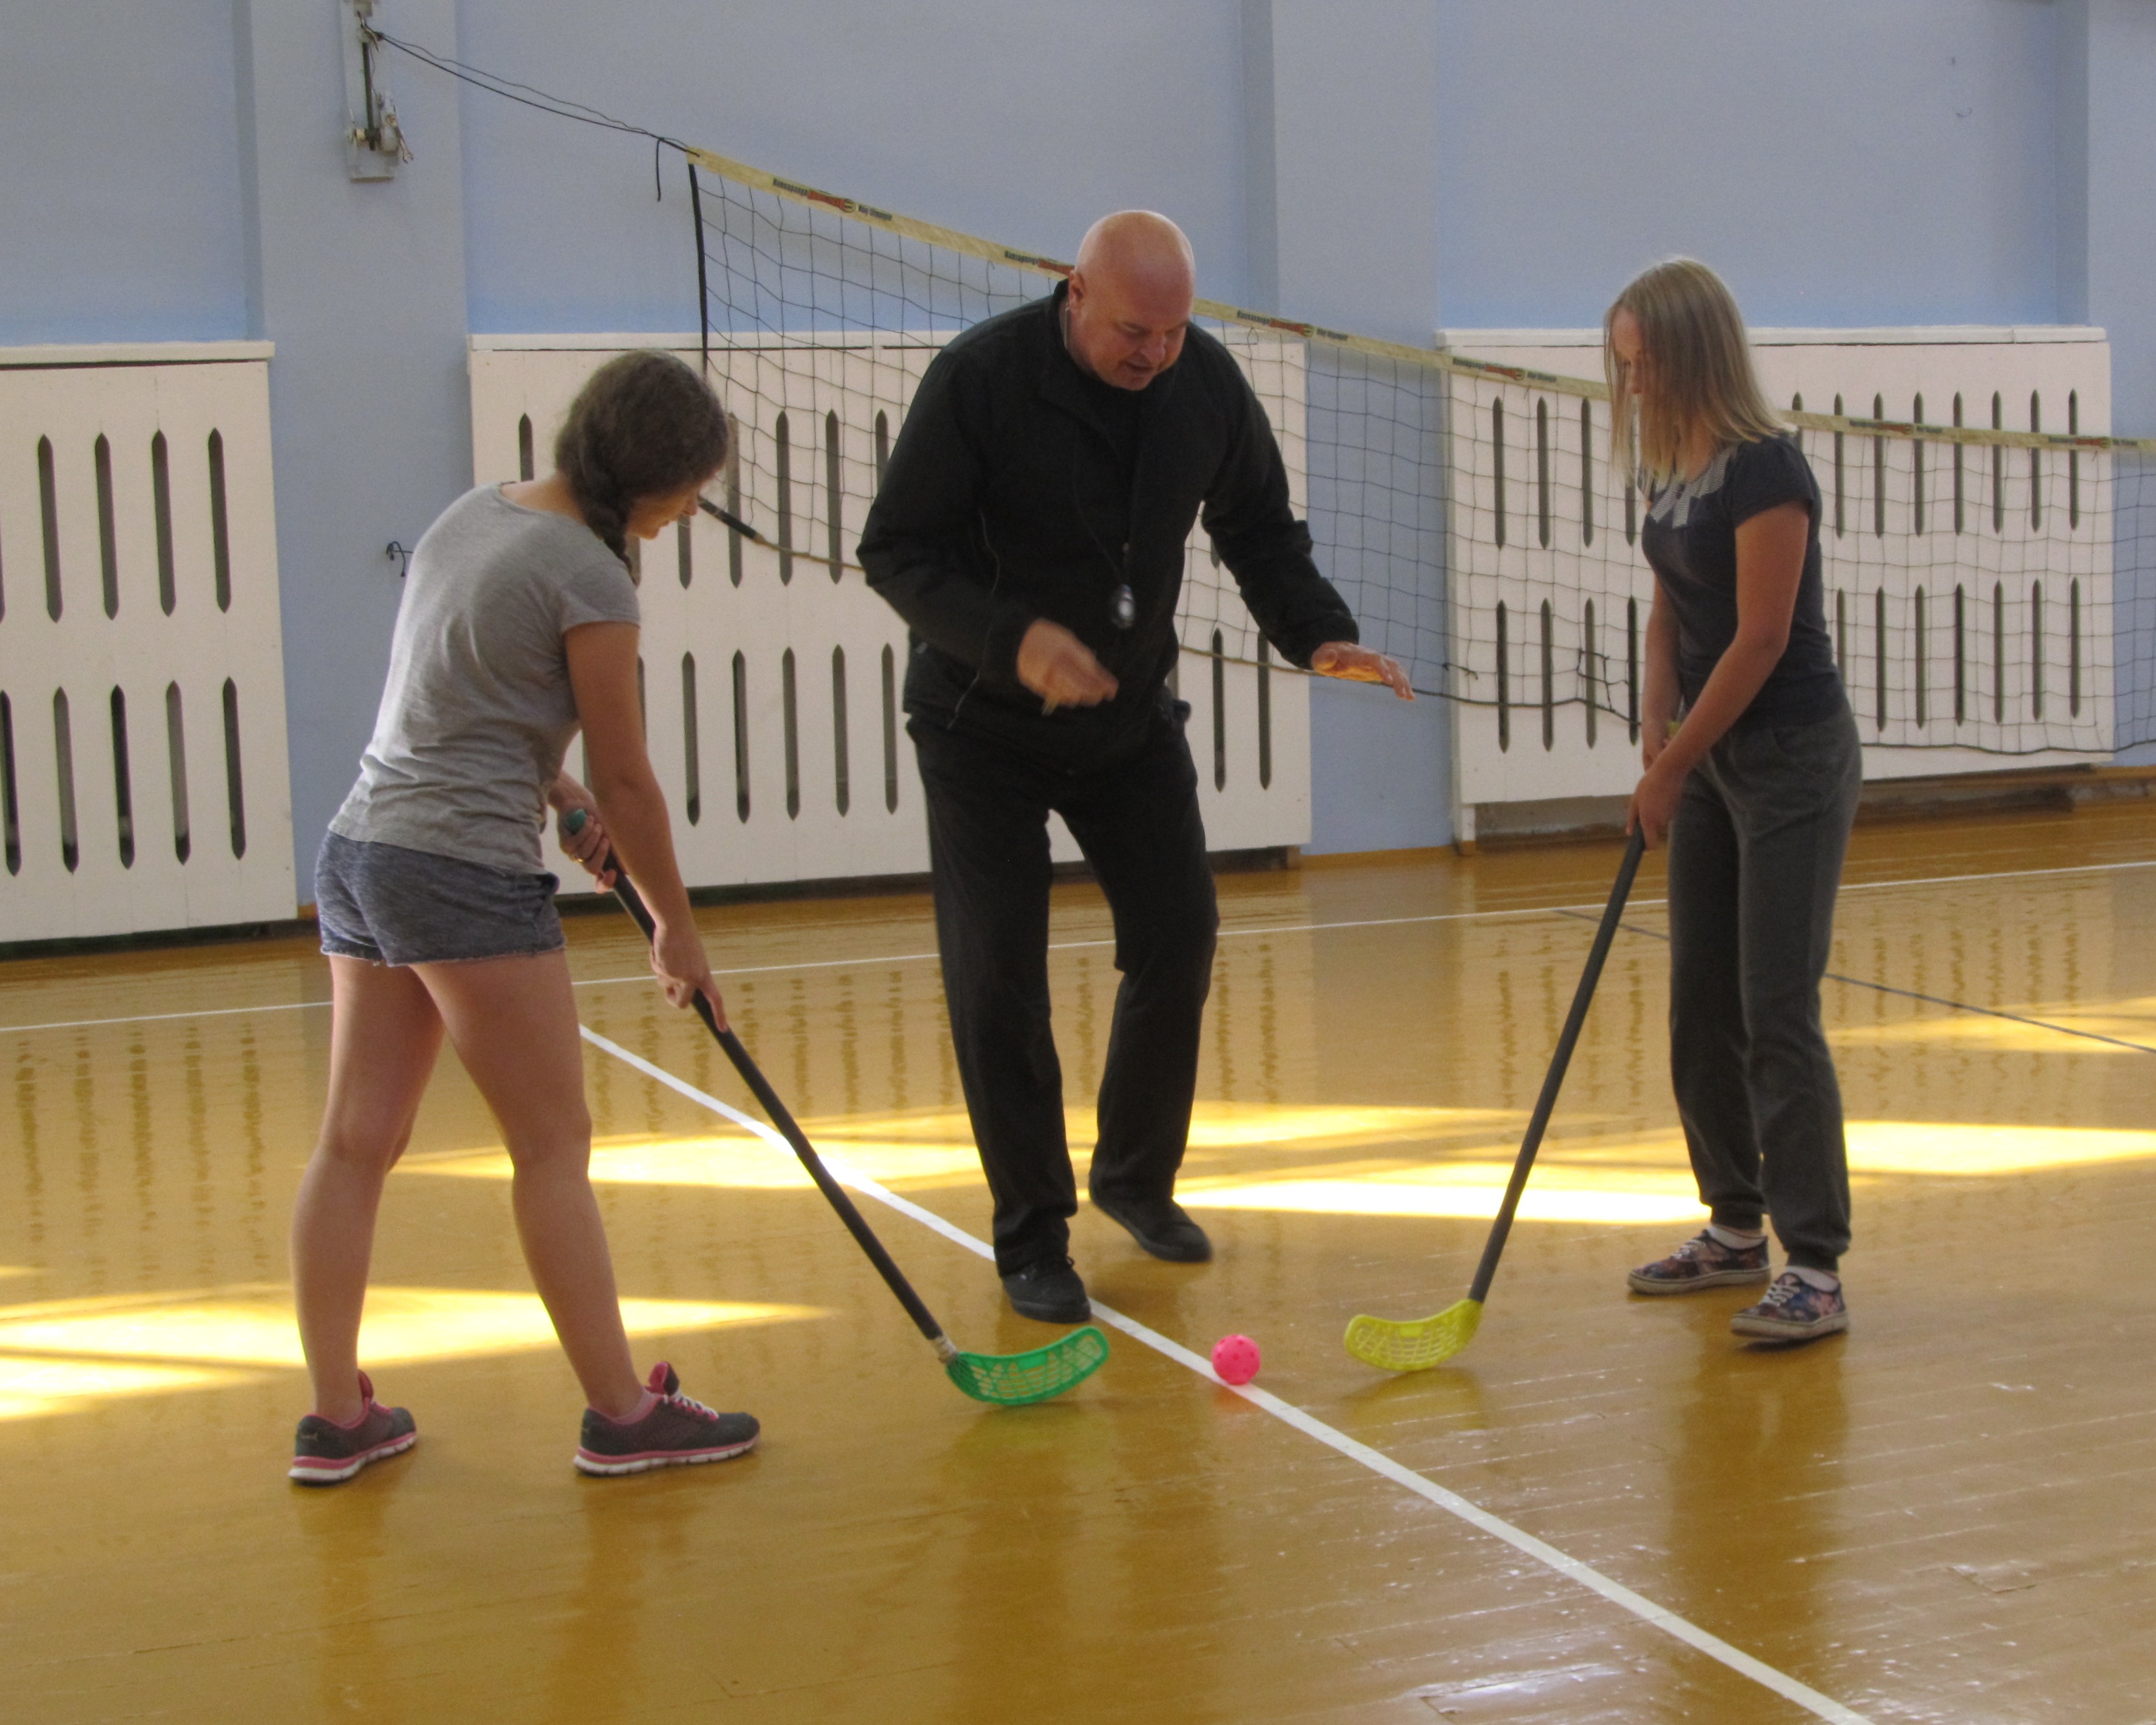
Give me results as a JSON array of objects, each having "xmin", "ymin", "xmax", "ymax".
[
  {"xmin": 562, "ymin": 900, "xmax": 1605, "ymax": 998},
  {"xmin": 0, "ymin": 998, "xmax": 326, "ymax": 1037},
  {"xmin": 0, "ymin": 908, "xmax": 1576, "ymax": 1033},
  {"xmin": 562, "ymin": 854, "xmax": 2156, "ymax": 994},
  {"xmin": 579, "ymin": 1022, "xmax": 1879, "ymax": 1725},
  {"xmin": 1839, "ymin": 854, "xmax": 2156, "ymax": 895},
  {"xmin": 7, "ymin": 854, "xmax": 2151, "ymax": 1038}
]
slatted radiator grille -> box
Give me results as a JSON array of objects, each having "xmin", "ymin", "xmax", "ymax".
[
  {"xmin": 470, "ymin": 336, "xmax": 1311, "ymax": 889},
  {"xmin": 0, "ymin": 351, "xmax": 293, "ymax": 941},
  {"xmin": 1444, "ymin": 332, "xmax": 2116, "ymax": 818}
]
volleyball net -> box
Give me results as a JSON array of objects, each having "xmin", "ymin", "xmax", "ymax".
[
  {"xmin": 681, "ymin": 146, "xmax": 2156, "ymax": 762},
  {"xmin": 356, "ymin": 19, "xmax": 2156, "ymax": 766}
]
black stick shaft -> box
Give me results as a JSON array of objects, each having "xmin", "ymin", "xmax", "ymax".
[
  {"xmin": 600, "ymin": 860, "xmax": 949, "ymax": 1347},
  {"xmin": 1466, "ymin": 828, "xmax": 1647, "ymax": 1304},
  {"xmin": 687, "ymin": 158, "xmax": 712, "ymax": 379},
  {"xmin": 696, "ymin": 496, "xmax": 767, "ymax": 544}
]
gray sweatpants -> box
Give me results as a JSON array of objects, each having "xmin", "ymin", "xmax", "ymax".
[{"xmin": 1666, "ymin": 703, "xmax": 1863, "ymax": 1273}]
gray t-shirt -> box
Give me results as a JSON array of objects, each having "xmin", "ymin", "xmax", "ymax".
[{"xmin": 330, "ymin": 485, "xmax": 641, "ymax": 874}]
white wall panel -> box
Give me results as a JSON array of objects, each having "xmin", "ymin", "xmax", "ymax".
[
  {"xmin": 1440, "ymin": 330, "xmax": 2115, "ymax": 820},
  {"xmin": 0, "ymin": 351, "xmax": 294, "ymax": 940},
  {"xmin": 471, "ymin": 336, "xmax": 1312, "ymax": 889}
]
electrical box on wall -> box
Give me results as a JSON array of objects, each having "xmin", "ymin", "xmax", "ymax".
[{"xmin": 339, "ymin": 0, "xmax": 405, "ymax": 180}]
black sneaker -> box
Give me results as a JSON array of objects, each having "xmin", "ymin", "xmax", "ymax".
[
  {"xmin": 574, "ymin": 1363, "xmax": 760, "ymax": 1476},
  {"xmin": 289, "ymin": 1372, "xmax": 417, "ymax": 1485},
  {"xmin": 1001, "ymin": 1256, "xmax": 1092, "ymax": 1323},
  {"xmin": 1091, "ymin": 1190, "xmax": 1212, "ymax": 1263}
]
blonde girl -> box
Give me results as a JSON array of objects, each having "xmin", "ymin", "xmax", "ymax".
[{"xmin": 1609, "ymin": 259, "xmax": 1861, "ymax": 1342}]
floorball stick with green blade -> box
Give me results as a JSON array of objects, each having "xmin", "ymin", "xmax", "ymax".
[
  {"xmin": 1345, "ymin": 828, "xmax": 1648, "ymax": 1372},
  {"xmin": 569, "ymin": 815, "xmax": 1109, "ymax": 1406}
]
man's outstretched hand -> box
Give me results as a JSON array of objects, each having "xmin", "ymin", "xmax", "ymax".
[
  {"xmin": 1311, "ymin": 641, "xmax": 1413, "ymax": 700},
  {"xmin": 1017, "ymin": 619, "xmax": 1119, "ymax": 713}
]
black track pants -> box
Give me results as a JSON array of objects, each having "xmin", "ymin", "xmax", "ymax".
[
  {"xmin": 911, "ymin": 707, "xmax": 1220, "ymax": 1275},
  {"xmin": 1666, "ymin": 704, "xmax": 1863, "ymax": 1273}
]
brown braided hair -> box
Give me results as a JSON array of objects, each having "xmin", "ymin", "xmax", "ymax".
[{"xmin": 553, "ymin": 350, "xmax": 731, "ymax": 566}]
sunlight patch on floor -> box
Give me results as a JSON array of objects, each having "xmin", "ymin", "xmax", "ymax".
[
  {"xmin": 803, "ymin": 1101, "xmax": 1529, "ymax": 1155},
  {"xmin": 407, "ymin": 1104, "xmax": 1539, "ymax": 1195},
  {"xmin": 1844, "ymin": 1119, "xmax": 2156, "ymax": 1174},
  {"xmin": 0, "ymin": 1356, "xmax": 257, "ymax": 1421},
  {"xmin": 402, "ymin": 1108, "xmax": 2156, "ymax": 1215},
  {"xmin": 1178, "ymin": 1163, "xmax": 1708, "ymax": 1224},
  {"xmin": 408, "ymin": 1136, "xmax": 819, "ymax": 1189},
  {"xmin": 0, "ymin": 1285, "xmax": 823, "ymax": 1419}
]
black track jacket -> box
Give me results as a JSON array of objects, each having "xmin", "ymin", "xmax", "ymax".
[{"xmin": 858, "ymin": 282, "xmax": 1359, "ymax": 768}]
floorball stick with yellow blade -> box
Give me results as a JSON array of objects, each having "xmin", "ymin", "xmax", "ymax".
[{"xmin": 1345, "ymin": 828, "xmax": 1648, "ymax": 1371}]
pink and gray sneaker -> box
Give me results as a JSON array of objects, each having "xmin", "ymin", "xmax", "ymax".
[
  {"xmin": 289, "ymin": 1373, "xmax": 418, "ymax": 1485},
  {"xmin": 574, "ymin": 1362, "xmax": 760, "ymax": 1476}
]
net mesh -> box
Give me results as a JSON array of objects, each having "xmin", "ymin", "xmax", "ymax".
[
  {"xmin": 354, "ymin": 23, "xmax": 2156, "ymax": 767},
  {"xmin": 1442, "ymin": 374, "xmax": 2151, "ymax": 759},
  {"xmin": 684, "ymin": 150, "xmax": 2156, "ymax": 762},
  {"xmin": 2119, "ymin": 453, "xmax": 2156, "ymax": 753},
  {"xmin": 685, "ymin": 158, "xmax": 1450, "ymax": 701}
]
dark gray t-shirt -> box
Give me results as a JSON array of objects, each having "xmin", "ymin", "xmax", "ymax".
[
  {"xmin": 1641, "ymin": 433, "xmax": 1844, "ymax": 729},
  {"xmin": 330, "ymin": 485, "xmax": 640, "ymax": 874}
]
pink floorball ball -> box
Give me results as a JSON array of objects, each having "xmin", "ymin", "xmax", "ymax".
[{"xmin": 1212, "ymin": 1334, "xmax": 1261, "ymax": 1385}]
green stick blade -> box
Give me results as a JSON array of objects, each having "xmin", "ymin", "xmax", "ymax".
[
  {"xmin": 1343, "ymin": 1299, "xmax": 1482, "ymax": 1373},
  {"xmin": 944, "ymin": 1325, "xmax": 1110, "ymax": 1406}
]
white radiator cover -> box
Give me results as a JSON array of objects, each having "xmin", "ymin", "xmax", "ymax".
[
  {"xmin": 470, "ymin": 335, "xmax": 1312, "ymax": 891},
  {"xmin": 0, "ymin": 345, "xmax": 295, "ymax": 941},
  {"xmin": 1438, "ymin": 326, "xmax": 2116, "ymax": 821}
]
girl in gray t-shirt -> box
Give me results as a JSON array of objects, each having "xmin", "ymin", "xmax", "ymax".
[{"xmin": 289, "ymin": 352, "xmax": 762, "ymax": 1483}]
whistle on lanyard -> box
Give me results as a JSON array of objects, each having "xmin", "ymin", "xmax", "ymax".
[{"xmin": 1109, "ymin": 584, "xmax": 1135, "ymax": 630}]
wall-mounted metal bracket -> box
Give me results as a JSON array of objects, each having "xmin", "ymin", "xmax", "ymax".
[{"xmin": 339, "ymin": 0, "xmax": 407, "ymax": 180}]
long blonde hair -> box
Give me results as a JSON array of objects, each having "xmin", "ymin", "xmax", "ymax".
[{"xmin": 1605, "ymin": 258, "xmax": 1782, "ymax": 488}]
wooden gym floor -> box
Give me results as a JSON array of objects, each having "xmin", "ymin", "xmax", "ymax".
[{"xmin": 2, "ymin": 803, "xmax": 2153, "ymax": 1723}]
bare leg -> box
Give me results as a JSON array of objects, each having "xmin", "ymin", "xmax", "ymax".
[
  {"xmin": 291, "ymin": 957, "xmax": 445, "ymax": 1424},
  {"xmin": 414, "ymin": 952, "xmax": 644, "ymax": 1420}
]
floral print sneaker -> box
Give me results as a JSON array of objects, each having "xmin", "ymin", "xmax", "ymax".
[
  {"xmin": 1627, "ymin": 1229, "xmax": 1771, "ymax": 1295},
  {"xmin": 1730, "ymin": 1272, "xmax": 1850, "ymax": 1342}
]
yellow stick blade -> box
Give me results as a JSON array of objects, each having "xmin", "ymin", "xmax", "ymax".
[{"xmin": 1343, "ymin": 1299, "xmax": 1483, "ymax": 1372}]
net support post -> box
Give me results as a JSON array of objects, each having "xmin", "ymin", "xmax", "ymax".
[
  {"xmin": 339, "ymin": 0, "xmax": 404, "ymax": 181},
  {"xmin": 1449, "ymin": 643, "xmax": 1478, "ymax": 854}
]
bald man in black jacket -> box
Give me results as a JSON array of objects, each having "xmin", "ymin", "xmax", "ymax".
[{"xmin": 860, "ymin": 211, "xmax": 1409, "ymax": 1323}]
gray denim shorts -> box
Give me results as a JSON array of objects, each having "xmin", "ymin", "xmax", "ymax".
[{"xmin": 315, "ymin": 832, "xmax": 565, "ymax": 966}]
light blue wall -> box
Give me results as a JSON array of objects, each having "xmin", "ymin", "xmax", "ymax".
[
  {"xmin": 2061, "ymin": 1, "xmax": 2156, "ymax": 760},
  {"xmin": 0, "ymin": 1, "xmax": 249, "ymax": 342},
  {"xmin": 1432, "ymin": 0, "xmax": 2064, "ymax": 330},
  {"xmin": 4, "ymin": 1, "xmax": 2154, "ymax": 881},
  {"xmin": 2065, "ymin": 0, "xmax": 2156, "ymax": 429},
  {"xmin": 457, "ymin": 1, "xmax": 1254, "ymax": 333},
  {"xmin": 1253, "ymin": 2, "xmax": 1451, "ymax": 852},
  {"xmin": 233, "ymin": 0, "xmax": 477, "ymax": 887}
]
